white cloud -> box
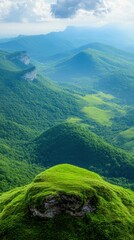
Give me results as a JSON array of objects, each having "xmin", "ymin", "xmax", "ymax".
[
  {"xmin": 51, "ymin": 0, "xmax": 113, "ymax": 18},
  {"xmin": 0, "ymin": 0, "xmax": 52, "ymax": 22},
  {"xmin": 0, "ymin": 0, "xmax": 134, "ymax": 36}
]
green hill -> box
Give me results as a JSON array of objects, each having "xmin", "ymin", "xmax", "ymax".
[
  {"xmin": 0, "ymin": 50, "xmax": 82, "ymax": 138},
  {"xmin": 31, "ymin": 122, "xmax": 134, "ymax": 188},
  {"xmin": 0, "ymin": 164, "xmax": 134, "ymax": 240},
  {"xmin": 0, "ymin": 49, "xmax": 133, "ymax": 192},
  {"xmin": 0, "ymin": 50, "xmax": 84, "ymax": 192},
  {"xmin": 0, "ymin": 34, "xmax": 75, "ymax": 61},
  {"xmin": 45, "ymin": 44, "xmax": 134, "ymax": 104}
]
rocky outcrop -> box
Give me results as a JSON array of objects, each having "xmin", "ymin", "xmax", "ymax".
[
  {"xmin": 29, "ymin": 194, "xmax": 96, "ymax": 219},
  {"xmin": 22, "ymin": 68, "xmax": 37, "ymax": 81},
  {"xmin": 9, "ymin": 51, "xmax": 30, "ymax": 65}
]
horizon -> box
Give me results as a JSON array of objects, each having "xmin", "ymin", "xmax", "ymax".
[{"xmin": 0, "ymin": 0, "xmax": 134, "ymax": 37}]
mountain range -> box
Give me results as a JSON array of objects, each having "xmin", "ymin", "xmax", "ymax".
[{"xmin": 0, "ymin": 27, "xmax": 134, "ymax": 240}]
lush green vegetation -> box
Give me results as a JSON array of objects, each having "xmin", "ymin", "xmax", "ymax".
[
  {"xmin": 0, "ymin": 34, "xmax": 134, "ymax": 239},
  {"xmin": 0, "ymin": 47, "xmax": 133, "ymax": 193},
  {"xmin": 31, "ymin": 122, "xmax": 134, "ymax": 189},
  {"xmin": 0, "ymin": 50, "xmax": 87, "ymax": 191},
  {"xmin": 0, "ymin": 164, "xmax": 134, "ymax": 240},
  {"xmin": 0, "ymin": 154, "xmax": 43, "ymax": 192},
  {"xmin": 44, "ymin": 43, "xmax": 134, "ymax": 104}
]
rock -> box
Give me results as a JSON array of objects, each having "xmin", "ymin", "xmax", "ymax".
[
  {"xmin": 8, "ymin": 51, "xmax": 30, "ymax": 65},
  {"xmin": 22, "ymin": 68, "xmax": 37, "ymax": 81},
  {"xmin": 29, "ymin": 194, "xmax": 96, "ymax": 219}
]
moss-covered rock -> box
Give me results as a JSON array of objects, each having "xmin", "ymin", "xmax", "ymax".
[{"xmin": 0, "ymin": 164, "xmax": 134, "ymax": 240}]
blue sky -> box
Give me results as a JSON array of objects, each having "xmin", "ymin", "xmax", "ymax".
[{"xmin": 0, "ymin": 0, "xmax": 134, "ymax": 36}]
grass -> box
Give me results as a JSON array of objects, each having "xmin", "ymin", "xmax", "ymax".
[
  {"xmin": 30, "ymin": 122, "xmax": 134, "ymax": 189},
  {"xmin": 115, "ymin": 127, "xmax": 134, "ymax": 155},
  {"xmin": 119, "ymin": 127, "xmax": 134, "ymax": 140},
  {"xmin": 81, "ymin": 92, "xmax": 126, "ymax": 126},
  {"xmin": 66, "ymin": 117, "xmax": 81, "ymax": 123},
  {"xmin": 0, "ymin": 164, "xmax": 134, "ymax": 240},
  {"xmin": 82, "ymin": 106, "xmax": 112, "ymax": 126}
]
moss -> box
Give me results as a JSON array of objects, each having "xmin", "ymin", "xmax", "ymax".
[{"xmin": 0, "ymin": 164, "xmax": 134, "ymax": 240}]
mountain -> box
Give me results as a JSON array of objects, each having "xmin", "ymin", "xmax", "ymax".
[
  {"xmin": 0, "ymin": 164, "xmax": 134, "ymax": 240},
  {"xmin": 0, "ymin": 50, "xmax": 82, "ymax": 138},
  {"xmin": 0, "ymin": 49, "xmax": 133, "ymax": 191},
  {"xmin": 0, "ymin": 50, "xmax": 84, "ymax": 191},
  {"xmin": 45, "ymin": 43, "xmax": 134, "ymax": 104},
  {"xmin": 31, "ymin": 122, "xmax": 134, "ymax": 188},
  {"xmin": 60, "ymin": 26, "xmax": 134, "ymax": 51},
  {"xmin": 0, "ymin": 34, "xmax": 75, "ymax": 61},
  {"xmin": 0, "ymin": 25, "xmax": 134, "ymax": 62}
]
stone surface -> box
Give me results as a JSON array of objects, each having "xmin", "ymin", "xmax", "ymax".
[
  {"xmin": 9, "ymin": 52, "xmax": 30, "ymax": 65},
  {"xmin": 22, "ymin": 69, "xmax": 37, "ymax": 81},
  {"xmin": 29, "ymin": 194, "xmax": 96, "ymax": 219}
]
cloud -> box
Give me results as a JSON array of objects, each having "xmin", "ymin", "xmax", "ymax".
[
  {"xmin": 51, "ymin": 0, "xmax": 112, "ymax": 18},
  {"xmin": 0, "ymin": 0, "xmax": 133, "ymax": 36},
  {"xmin": 0, "ymin": 0, "xmax": 51, "ymax": 23}
]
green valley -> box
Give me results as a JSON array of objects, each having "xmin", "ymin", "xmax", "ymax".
[{"xmin": 0, "ymin": 25, "xmax": 134, "ymax": 240}]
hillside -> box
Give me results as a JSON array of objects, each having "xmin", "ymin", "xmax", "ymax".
[
  {"xmin": 0, "ymin": 26, "xmax": 134, "ymax": 61},
  {"xmin": 45, "ymin": 43, "xmax": 134, "ymax": 104},
  {"xmin": 0, "ymin": 164, "xmax": 134, "ymax": 240},
  {"xmin": 0, "ymin": 49, "xmax": 133, "ymax": 192},
  {"xmin": 0, "ymin": 154, "xmax": 43, "ymax": 193},
  {"xmin": 0, "ymin": 50, "xmax": 84, "ymax": 192},
  {"xmin": 0, "ymin": 34, "xmax": 75, "ymax": 61},
  {"xmin": 31, "ymin": 122, "xmax": 134, "ymax": 189},
  {"xmin": 0, "ymin": 50, "xmax": 83, "ymax": 137}
]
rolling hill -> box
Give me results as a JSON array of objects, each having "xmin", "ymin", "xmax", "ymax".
[
  {"xmin": 0, "ymin": 164, "xmax": 134, "ymax": 240},
  {"xmin": 45, "ymin": 43, "xmax": 134, "ymax": 104},
  {"xmin": 31, "ymin": 122, "xmax": 134, "ymax": 189},
  {"xmin": 0, "ymin": 49, "xmax": 133, "ymax": 192},
  {"xmin": 0, "ymin": 50, "xmax": 83, "ymax": 138},
  {"xmin": 0, "ymin": 34, "xmax": 75, "ymax": 61},
  {"xmin": 0, "ymin": 49, "xmax": 84, "ymax": 191}
]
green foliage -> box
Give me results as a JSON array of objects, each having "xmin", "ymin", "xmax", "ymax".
[
  {"xmin": 0, "ymin": 164, "xmax": 134, "ymax": 240},
  {"xmin": 45, "ymin": 43, "xmax": 134, "ymax": 104},
  {"xmin": 31, "ymin": 122, "xmax": 134, "ymax": 188},
  {"xmin": 0, "ymin": 154, "xmax": 43, "ymax": 192}
]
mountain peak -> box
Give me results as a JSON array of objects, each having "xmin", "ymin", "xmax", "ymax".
[{"xmin": 0, "ymin": 164, "xmax": 134, "ymax": 239}]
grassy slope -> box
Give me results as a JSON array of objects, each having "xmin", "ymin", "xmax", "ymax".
[
  {"xmin": 81, "ymin": 92, "xmax": 126, "ymax": 126},
  {"xmin": 31, "ymin": 122, "xmax": 134, "ymax": 188},
  {"xmin": 115, "ymin": 127, "xmax": 134, "ymax": 155},
  {"xmin": 0, "ymin": 164, "xmax": 134, "ymax": 240}
]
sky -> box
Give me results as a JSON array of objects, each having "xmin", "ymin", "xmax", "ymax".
[{"xmin": 0, "ymin": 0, "xmax": 134, "ymax": 37}]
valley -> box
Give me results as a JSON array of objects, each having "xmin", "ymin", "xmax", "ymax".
[{"xmin": 0, "ymin": 26, "xmax": 134, "ymax": 240}]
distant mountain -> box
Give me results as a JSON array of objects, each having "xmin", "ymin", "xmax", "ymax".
[
  {"xmin": 31, "ymin": 122, "xmax": 134, "ymax": 188},
  {"xmin": 59, "ymin": 26, "xmax": 134, "ymax": 51},
  {"xmin": 0, "ymin": 164, "xmax": 134, "ymax": 240},
  {"xmin": 45, "ymin": 43, "xmax": 134, "ymax": 104},
  {"xmin": 0, "ymin": 34, "xmax": 75, "ymax": 61},
  {"xmin": 0, "ymin": 25, "xmax": 134, "ymax": 62}
]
